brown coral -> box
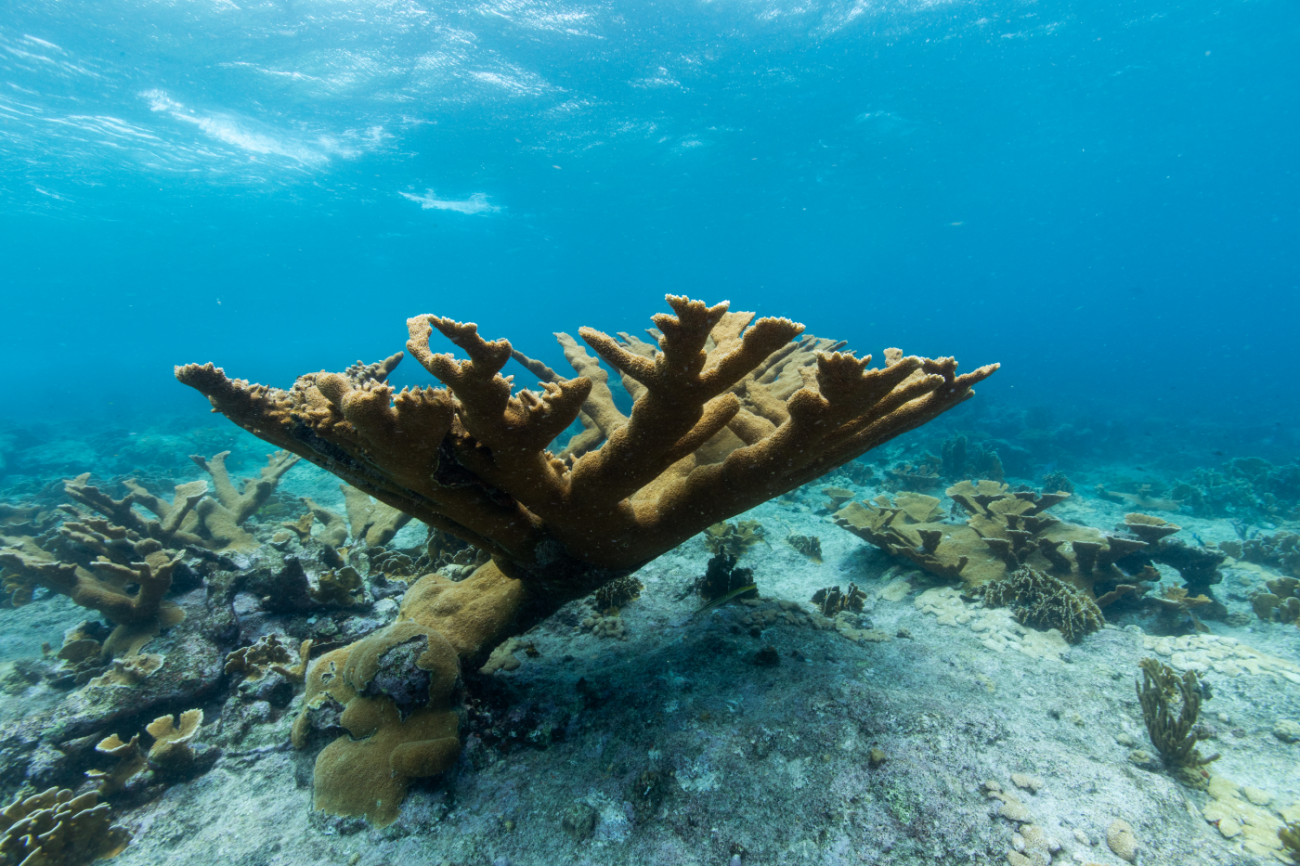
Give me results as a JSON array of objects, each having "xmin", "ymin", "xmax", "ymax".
[
  {"xmin": 703, "ymin": 520, "xmax": 767, "ymax": 558},
  {"xmin": 0, "ymin": 788, "xmax": 130, "ymax": 865},
  {"xmin": 181, "ymin": 296, "xmax": 993, "ymax": 823},
  {"xmin": 834, "ymin": 481, "xmax": 1156, "ymax": 600},
  {"xmin": 787, "ymin": 534, "xmax": 823, "ymax": 563},
  {"xmin": 1137, "ymin": 657, "xmax": 1219, "ymax": 780},
  {"xmin": 981, "ymin": 566, "xmax": 1103, "ymax": 644},
  {"xmin": 178, "ymin": 296, "xmax": 995, "ymax": 661},
  {"xmin": 0, "ymin": 545, "xmax": 184, "ymax": 660},
  {"xmin": 592, "ymin": 575, "xmax": 643, "ymax": 613},
  {"xmin": 811, "ymin": 584, "xmax": 866, "ymax": 617},
  {"xmin": 292, "ymin": 620, "xmax": 461, "ymax": 825}
]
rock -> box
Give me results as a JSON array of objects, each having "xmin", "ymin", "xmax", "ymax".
[
  {"xmin": 1106, "ymin": 819, "xmax": 1138, "ymax": 863},
  {"xmin": 1273, "ymin": 719, "xmax": 1300, "ymax": 743},
  {"xmin": 1242, "ymin": 786, "xmax": 1272, "ymax": 806},
  {"xmin": 999, "ymin": 799, "xmax": 1032, "ymax": 823},
  {"xmin": 1127, "ymin": 750, "xmax": 1161, "ymax": 771},
  {"xmin": 561, "ymin": 803, "xmax": 598, "ymax": 841},
  {"xmin": 1011, "ymin": 773, "xmax": 1043, "ymax": 794}
]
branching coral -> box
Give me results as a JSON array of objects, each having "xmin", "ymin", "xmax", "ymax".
[
  {"xmin": 981, "ymin": 566, "xmax": 1103, "ymax": 644},
  {"xmin": 58, "ymin": 452, "xmax": 298, "ymax": 555},
  {"xmin": 811, "ymin": 584, "xmax": 866, "ymax": 617},
  {"xmin": 1251, "ymin": 576, "xmax": 1300, "ymax": 625},
  {"xmin": 703, "ymin": 520, "xmax": 767, "ymax": 558},
  {"xmin": 179, "ymin": 296, "xmax": 994, "ymax": 659},
  {"xmin": 62, "ymin": 473, "xmax": 207, "ymax": 550},
  {"xmin": 341, "ymin": 486, "xmax": 413, "ymax": 548},
  {"xmin": 0, "ymin": 546, "xmax": 184, "ymax": 659},
  {"xmin": 1228, "ymin": 531, "xmax": 1300, "ymax": 579},
  {"xmin": 188, "ymin": 451, "xmax": 299, "ymax": 551},
  {"xmin": 834, "ymin": 484, "xmax": 1223, "ymax": 608},
  {"xmin": 1136, "ymin": 657, "xmax": 1219, "ymax": 782},
  {"xmin": 179, "ymin": 295, "xmax": 995, "ymax": 821},
  {"xmin": 0, "ymin": 787, "xmax": 130, "ymax": 865},
  {"xmin": 1282, "ymin": 819, "xmax": 1300, "ymax": 864}
]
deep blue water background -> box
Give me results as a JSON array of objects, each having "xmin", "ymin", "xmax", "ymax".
[{"xmin": 2, "ymin": 0, "xmax": 1298, "ymax": 459}]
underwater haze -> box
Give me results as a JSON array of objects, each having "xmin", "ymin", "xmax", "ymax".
[
  {"xmin": 3, "ymin": 0, "xmax": 1298, "ymax": 442},
  {"xmin": 7, "ymin": 1, "xmax": 1300, "ymax": 865}
]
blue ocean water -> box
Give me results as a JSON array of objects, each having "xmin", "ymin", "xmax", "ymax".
[
  {"xmin": 6, "ymin": 3, "xmax": 1300, "ymax": 862},
  {"xmin": 3, "ymin": 0, "xmax": 1296, "ymax": 450}
]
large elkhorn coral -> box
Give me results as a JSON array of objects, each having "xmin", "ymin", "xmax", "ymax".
[{"xmin": 177, "ymin": 295, "xmax": 996, "ymax": 823}]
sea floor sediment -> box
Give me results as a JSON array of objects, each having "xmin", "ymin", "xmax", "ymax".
[{"xmin": 1, "ymin": 427, "xmax": 1298, "ymax": 866}]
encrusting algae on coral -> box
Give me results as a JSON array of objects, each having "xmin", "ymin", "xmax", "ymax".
[{"xmin": 176, "ymin": 295, "xmax": 996, "ymax": 822}]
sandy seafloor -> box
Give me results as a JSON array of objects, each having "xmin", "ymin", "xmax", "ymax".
[{"xmin": 1, "ymin": 443, "xmax": 1298, "ymax": 866}]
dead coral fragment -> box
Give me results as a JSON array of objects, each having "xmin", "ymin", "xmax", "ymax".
[
  {"xmin": 811, "ymin": 584, "xmax": 866, "ymax": 617},
  {"xmin": 0, "ymin": 788, "xmax": 130, "ymax": 866},
  {"xmin": 1137, "ymin": 657, "xmax": 1219, "ymax": 779},
  {"xmin": 981, "ymin": 566, "xmax": 1103, "ymax": 644},
  {"xmin": 703, "ymin": 520, "xmax": 767, "ymax": 558}
]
